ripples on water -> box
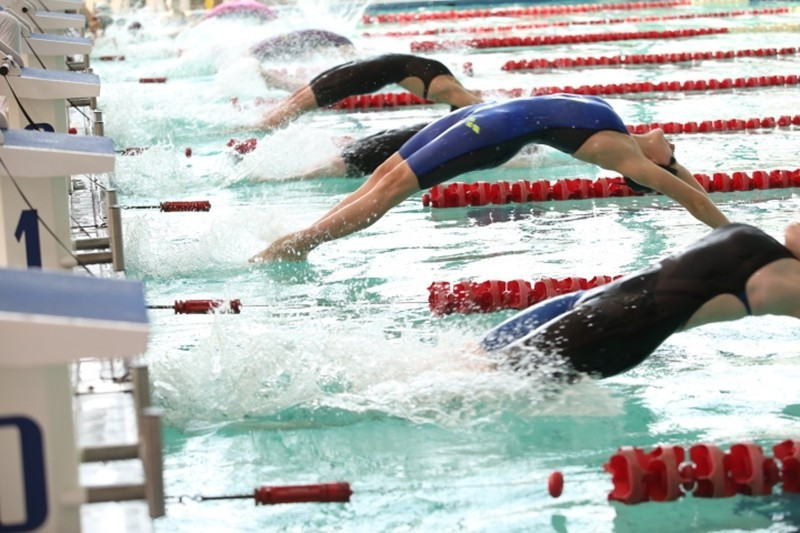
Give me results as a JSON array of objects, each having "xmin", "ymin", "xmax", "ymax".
[{"xmin": 93, "ymin": 3, "xmax": 800, "ymax": 531}]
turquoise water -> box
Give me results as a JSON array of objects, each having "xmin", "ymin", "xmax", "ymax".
[{"xmin": 92, "ymin": 2, "xmax": 800, "ymax": 531}]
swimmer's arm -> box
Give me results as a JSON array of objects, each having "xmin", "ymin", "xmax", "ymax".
[
  {"xmin": 672, "ymin": 161, "xmax": 710, "ymax": 196},
  {"xmin": 259, "ymin": 66, "xmax": 306, "ymax": 92},
  {"xmin": 616, "ymin": 159, "xmax": 730, "ymax": 228}
]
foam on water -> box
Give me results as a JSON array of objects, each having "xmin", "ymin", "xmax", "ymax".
[
  {"xmin": 170, "ymin": 20, "xmax": 273, "ymax": 77},
  {"xmin": 91, "ymin": 4, "xmax": 800, "ymax": 530},
  {"xmin": 150, "ymin": 312, "xmax": 623, "ymax": 431},
  {"xmin": 123, "ymin": 204, "xmax": 290, "ymax": 279},
  {"xmin": 113, "ymin": 144, "xmax": 219, "ymax": 197},
  {"xmin": 228, "ymin": 124, "xmax": 342, "ymax": 183}
]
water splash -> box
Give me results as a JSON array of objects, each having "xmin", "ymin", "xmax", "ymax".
[
  {"xmin": 122, "ymin": 205, "xmax": 290, "ymax": 279},
  {"xmin": 228, "ymin": 124, "xmax": 342, "ymax": 183},
  {"xmin": 150, "ymin": 315, "xmax": 622, "ymax": 431}
]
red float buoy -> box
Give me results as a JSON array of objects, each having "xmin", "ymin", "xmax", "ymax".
[{"xmin": 548, "ymin": 471, "xmax": 564, "ymax": 498}]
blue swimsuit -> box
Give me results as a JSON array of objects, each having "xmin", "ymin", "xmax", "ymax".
[{"xmin": 398, "ymin": 94, "xmax": 629, "ymax": 189}]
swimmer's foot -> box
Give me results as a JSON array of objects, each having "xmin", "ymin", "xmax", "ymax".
[{"xmin": 249, "ymin": 235, "xmax": 308, "ymax": 263}]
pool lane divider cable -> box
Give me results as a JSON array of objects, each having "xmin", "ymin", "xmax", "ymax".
[
  {"xmin": 626, "ymin": 114, "xmax": 800, "ymax": 134},
  {"xmin": 501, "ymin": 46, "xmax": 798, "ymax": 72},
  {"xmin": 364, "ymin": 7, "xmax": 793, "ymax": 38},
  {"xmin": 330, "ymin": 75, "xmax": 800, "ymax": 109},
  {"xmin": 164, "ymin": 439, "xmax": 800, "ymax": 506},
  {"xmin": 410, "ymin": 23, "xmax": 800, "ymax": 51},
  {"xmin": 428, "ymin": 8, "xmax": 793, "ymax": 36},
  {"xmin": 170, "ymin": 477, "xmax": 564, "ymax": 505},
  {"xmin": 362, "ymin": 0, "xmax": 690, "ymax": 25},
  {"xmin": 428, "ymin": 276, "xmax": 621, "ymax": 315},
  {"xmin": 117, "ymin": 139, "xmax": 247, "ymax": 157},
  {"xmin": 169, "ymin": 474, "xmax": 569, "ymax": 505},
  {"xmin": 516, "ymin": 75, "xmax": 800, "ymax": 101},
  {"xmin": 420, "ymin": 167, "xmax": 800, "ymax": 210},
  {"xmin": 605, "ymin": 439, "xmax": 800, "ymax": 504},
  {"xmin": 148, "ymin": 299, "xmax": 242, "ymax": 314},
  {"xmin": 146, "ymin": 299, "xmax": 428, "ymax": 314},
  {"xmin": 171, "ymin": 482, "xmax": 353, "ymax": 505},
  {"xmin": 121, "ymin": 201, "xmax": 211, "ymax": 212}
]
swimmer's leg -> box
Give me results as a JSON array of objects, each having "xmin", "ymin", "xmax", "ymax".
[
  {"xmin": 315, "ymin": 152, "xmax": 406, "ymax": 220},
  {"xmin": 481, "ymin": 291, "xmax": 586, "ymax": 351},
  {"xmin": 249, "ymin": 154, "xmax": 418, "ymax": 262},
  {"xmin": 397, "ymin": 75, "xmax": 481, "ymax": 110},
  {"xmin": 422, "ymin": 75, "xmax": 482, "ymax": 109}
]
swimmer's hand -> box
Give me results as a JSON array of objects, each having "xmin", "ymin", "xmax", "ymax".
[{"xmin": 249, "ymin": 235, "xmax": 308, "ymax": 263}]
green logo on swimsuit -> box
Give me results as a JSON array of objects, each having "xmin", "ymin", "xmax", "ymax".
[{"xmin": 465, "ymin": 117, "xmax": 480, "ymax": 134}]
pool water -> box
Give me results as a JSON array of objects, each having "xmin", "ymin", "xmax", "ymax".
[{"xmin": 92, "ymin": 2, "xmax": 800, "ymax": 531}]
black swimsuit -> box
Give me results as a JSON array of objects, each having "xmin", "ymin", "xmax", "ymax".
[
  {"xmin": 341, "ymin": 123, "xmax": 427, "ymax": 177},
  {"xmin": 505, "ymin": 224, "xmax": 795, "ymax": 378},
  {"xmin": 309, "ymin": 54, "xmax": 454, "ymax": 108}
]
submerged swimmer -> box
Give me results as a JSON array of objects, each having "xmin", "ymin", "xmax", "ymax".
[
  {"xmin": 245, "ymin": 122, "xmax": 538, "ymax": 181},
  {"xmin": 250, "ymin": 93, "xmax": 730, "ymax": 262},
  {"xmin": 261, "ymin": 123, "xmax": 428, "ymax": 181},
  {"xmin": 203, "ymin": 0, "xmax": 277, "ymax": 22},
  {"xmin": 250, "ymin": 29, "xmax": 353, "ymax": 62},
  {"xmin": 255, "ymin": 53, "xmax": 482, "ymax": 130},
  {"xmin": 480, "ymin": 222, "xmax": 800, "ymax": 380}
]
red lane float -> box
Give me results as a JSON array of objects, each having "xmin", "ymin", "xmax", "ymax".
[
  {"xmin": 421, "ymin": 168, "xmax": 800, "ymax": 209},
  {"xmin": 119, "ymin": 147, "xmax": 148, "ymax": 155},
  {"xmin": 503, "ymin": 46, "xmax": 798, "ymax": 71},
  {"xmin": 525, "ymin": 74, "xmax": 800, "ymax": 97},
  {"xmin": 362, "ymin": 0, "xmax": 690, "ymax": 25},
  {"xmin": 548, "ymin": 471, "xmax": 564, "ymax": 498},
  {"xmin": 227, "ymin": 137, "xmax": 258, "ymax": 155},
  {"xmin": 159, "ymin": 201, "xmax": 212, "ymax": 212},
  {"xmin": 254, "ymin": 482, "xmax": 352, "ymax": 505},
  {"xmin": 120, "ymin": 138, "xmax": 259, "ymax": 158},
  {"xmin": 329, "ymin": 77, "xmax": 800, "ymax": 110},
  {"xmin": 428, "ymin": 276, "xmax": 619, "ymax": 315},
  {"xmin": 123, "ymin": 200, "xmax": 212, "ymax": 211},
  {"xmin": 364, "ymin": 8, "xmax": 790, "ymax": 37},
  {"xmin": 773, "ymin": 440, "xmax": 800, "ymax": 492},
  {"xmin": 138, "ymin": 77, "xmax": 167, "ymax": 83},
  {"xmin": 329, "ymin": 91, "xmax": 430, "ymax": 110},
  {"xmin": 628, "ymin": 114, "xmax": 800, "ymax": 135},
  {"xmin": 193, "ymin": 482, "xmax": 352, "ymax": 505},
  {"xmin": 98, "ymin": 55, "xmax": 126, "ymax": 61},
  {"xmin": 411, "ymin": 27, "xmax": 728, "ymax": 52},
  {"xmin": 167, "ymin": 299, "xmax": 242, "ymax": 314},
  {"xmin": 604, "ymin": 441, "xmax": 799, "ymax": 505}
]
